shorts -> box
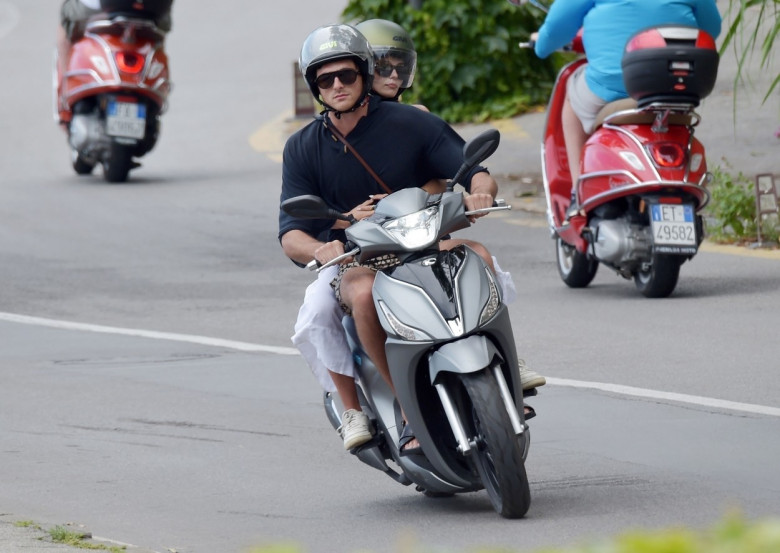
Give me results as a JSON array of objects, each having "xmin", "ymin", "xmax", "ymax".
[
  {"xmin": 291, "ymin": 265, "xmax": 355, "ymax": 392},
  {"xmin": 567, "ymin": 64, "xmax": 608, "ymax": 135}
]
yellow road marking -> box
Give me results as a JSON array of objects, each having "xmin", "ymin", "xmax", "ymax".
[
  {"xmin": 699, "ymin": 241, "xmax": 780, "ymax": 259},
  {"xmin": 249, "ymin": 110, "xmax": 310, "ymax": 163}
]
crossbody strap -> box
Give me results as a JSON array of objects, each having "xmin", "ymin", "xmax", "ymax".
[{"xmin": 327, "ymin": 122, "xmax": 394, "ymax": 195}]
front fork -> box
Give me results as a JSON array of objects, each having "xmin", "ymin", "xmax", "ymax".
[{"xmin": 435, "ymin": 364, "xmax": 527, "ymax": 457}]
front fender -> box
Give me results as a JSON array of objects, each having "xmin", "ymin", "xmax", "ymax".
[{"xmin": 429, "ymin": 335, "xmax": 502, "ymax": 383}]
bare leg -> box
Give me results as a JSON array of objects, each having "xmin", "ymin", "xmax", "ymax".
[
  {"xmin": 56, "ymin": 25, "xmax": 70, "ymax": 83},
  {"xmin": 339, "ymin": 268, "xmax": 395, "ymax": 392},
  {"xmin": 339, "ymin": 266, "xmax": 419, "ymax": 450},
  {"xmin": 330, "ymin": 371, "xmax": 360, "ymax": 412},
  {"xmin": 441, "ymin": 238, "xmax": 494, "ymax": 271},
  {"xmin": 562, "ymin": 94, "xmax": 588, "ymax": 196}
]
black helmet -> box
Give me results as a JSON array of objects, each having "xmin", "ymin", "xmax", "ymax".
[
  {"xmin": 299, "ymin": 24, "xmax": 374, "ymax": 112},
  {"xmin": 100, "ymin": 0, "xmax": 172, "ymax": 18},
  {"xmin": 355, "ymin": 19, "xmax": 417, "ymax": 93}
]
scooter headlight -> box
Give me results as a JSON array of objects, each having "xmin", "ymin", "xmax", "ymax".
[
  {"xmin": 383, "ymin": 206, "xmax": 440, "ymax": 249},
  {"xmin": 479, "ymin": 268, "xmax": 501, "ymax": 325}
]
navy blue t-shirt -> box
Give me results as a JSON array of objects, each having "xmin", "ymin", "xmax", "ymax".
[{"xmin": 278, "ymin": 96, "xmax": 487, "ymax": 243}]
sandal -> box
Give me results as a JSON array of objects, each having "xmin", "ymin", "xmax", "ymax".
[{"xmin": 398, "ymin": 421, "xmax": 423, "ymax": 457}]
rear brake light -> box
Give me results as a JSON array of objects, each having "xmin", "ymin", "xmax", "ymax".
[
  {"xmin": 116, "ymin": 51, "xmax": 144, "ymax": 74},
  {"xmin": 695, "ymin": 31, "xmax": 717, "ymax": 49},
  {"xmin": 647, "ymin": 142, "xmax": 686, "ymax": 167}
]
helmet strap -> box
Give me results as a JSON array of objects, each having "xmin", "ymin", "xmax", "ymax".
[{"xmin": 321, "ymin": 93, "xmax": 369, "ymax": 119}]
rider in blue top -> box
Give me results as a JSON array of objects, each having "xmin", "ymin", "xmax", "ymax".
[
  {"xmin": 535, "ymin": 0, "xmax": 722, "ymax": 103},
  {"xmin": 532, "ymin": 0, "xmax": 722, "ymax": 191}
]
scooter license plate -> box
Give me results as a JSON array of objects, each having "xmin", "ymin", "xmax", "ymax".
[
  {"xmin": 106, "ymin": 100, "xmax": 146, "ymax": 139},
  {"xmin": 650, "ymin": 203, "xmax": 697, "ymax": 254}
]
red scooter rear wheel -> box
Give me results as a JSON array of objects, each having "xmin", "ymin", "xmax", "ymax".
[{"xmin": 633, "ymin": 254, "xmax": 681, "ymax": 298}]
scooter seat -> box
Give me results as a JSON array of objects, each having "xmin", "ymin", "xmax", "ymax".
[{"xmin": 594, "ymin": 98, "xmax": 694, "ymax": 130}]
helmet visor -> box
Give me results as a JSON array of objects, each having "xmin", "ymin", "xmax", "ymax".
[{"xmin": 373, "ymin": 48, "xmax": 416, "ymax": 89}]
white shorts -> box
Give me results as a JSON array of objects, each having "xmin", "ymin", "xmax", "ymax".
[
  {"xmin": 291, "ymin": 257, "xmax": 517, "ymax": 392},
  {"xmin": 567, "ymin": 64, "xmax": 608, "ymax": 134},
  {"xmin": 291, "ymin": 265, "xmax": 354, "ymax": 392}
]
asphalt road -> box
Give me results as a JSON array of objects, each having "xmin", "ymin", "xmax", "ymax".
[{"xmin": 1, "ymin": 1, "xmax": 779, "ymax": 552}]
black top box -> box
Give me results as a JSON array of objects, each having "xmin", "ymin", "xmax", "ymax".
[{"xmin": 622, "ymin": 26, "xmax": 719, "ymax": 107}]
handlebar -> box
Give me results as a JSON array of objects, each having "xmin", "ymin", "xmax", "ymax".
[
  {"xmin": 465, "ymin": 202, "xmax": 512, "ymax": 217},
  {"xmin": 465, "ymin": 205, "xmax": 512, "ymax": 216},
  {"xmin": 518, "ymin": 40, "xmax": 572, "ymax": 53},
  {"xmin": 306, "ymin": 246, "xmax": 360, "ymax": 272},
  {"xmin": 305, "ymin": 199, "xmax": 510, "ymax": 273}
]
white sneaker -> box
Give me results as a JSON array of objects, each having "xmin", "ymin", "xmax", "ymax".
[
  {"xmin": 340, "ymin": 409, "xmax": 372, "ymax": 450},
  {"xmin": 518, "ymin": 359, "xmax": 546, "ymax": 390}
]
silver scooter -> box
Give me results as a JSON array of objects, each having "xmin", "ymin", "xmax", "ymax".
[{"xmin": 282, "ymin": 130, "xmax": 532, "ymax": 518}]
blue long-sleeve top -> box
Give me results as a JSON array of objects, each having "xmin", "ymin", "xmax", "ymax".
[{"xmin": 534, "ymin": 0, "xmax": 722, "ymax": 102}]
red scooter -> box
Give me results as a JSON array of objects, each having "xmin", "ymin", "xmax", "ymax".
[
  {"xmin": 55, "ymin": 13, "xmax": 171, "ymax": 183},
  {"xmin": 530, "ymin": 26, "xmax": 719, "ymax": 297}
]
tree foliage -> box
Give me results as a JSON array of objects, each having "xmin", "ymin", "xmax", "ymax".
[
  {"xmin": 342, "ymin": 0, "xmax": 558, "ymax": 123},
  {"xmin": 721, "ymin": 0, "xmax": 780, "ymax": 104}
]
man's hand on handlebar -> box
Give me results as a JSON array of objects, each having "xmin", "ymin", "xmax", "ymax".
[
  {"xmin": 464, "ymin": 192, "xmax": 496, "ymax": 222},
  {"xmin": 314, "ymin": 240, "xmax": 348, "ymax": 266}
]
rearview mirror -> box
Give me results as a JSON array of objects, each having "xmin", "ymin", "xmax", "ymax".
[
  {"xmin": 463, "ymin": 129, "xmax": 500, "ymax": 168},
  {"xmin": 281, "ymin": 195, "xmax": 348, "ymax": 221},
  {"xmin": 448, "ymin": 129, "xmax": 501, "ymax": 189}
]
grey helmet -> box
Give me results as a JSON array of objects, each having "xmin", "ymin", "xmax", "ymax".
[
  {"xmin": 299, "ymin": 24, "xmax": 374, "ymax": 113},
  {"xmin": 355, "ymin": 19, "xmax": 417, "ymax": 95}
]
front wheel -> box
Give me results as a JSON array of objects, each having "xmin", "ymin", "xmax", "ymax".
[
  {"xmin": 556, "ymin": 236, "xmax": 598, "ymax": 288},
  {"xmin": 460, "ymin": 370, "xmax": 530, "ymax": 519},
  {"xmin": 634, "ymin": 254, "xmax": 681, "ymax": 298},
  {"xmin": 71, "ymin": 147, "xmax": 95, "ymax": 175}
]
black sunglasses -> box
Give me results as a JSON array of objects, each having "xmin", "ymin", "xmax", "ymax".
[
  {"xmin": 375, "ymin": 62, "xmax": 410, "ymax": 78},
  {"xmin": 315, "ymin": 69, "xmax": 360, "ymax": 90}
]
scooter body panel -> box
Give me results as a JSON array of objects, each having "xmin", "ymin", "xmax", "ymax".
[
  {"xmin": 361, "ymin": 246, "xmax": 523, "ymax": 492},
  {"xmin": 59, "ymin": 22, "xmax": 170, "ymax": 120},
  {"xmin": 542, "ymin": 58, "xmax": 587, "ymax": 229}
]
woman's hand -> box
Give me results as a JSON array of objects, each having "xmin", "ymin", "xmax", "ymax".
[{"xmin": 331, "ymin": 195, "xmax": 388, "ymax": 229}]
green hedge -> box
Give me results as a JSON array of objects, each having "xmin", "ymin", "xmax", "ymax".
[
  {"xmin": 706, "ymin": 165, "xmax": 780, "ymax": 246},
  {"xmin": 342, "ymin": 0, "xmax": 560, "ymax": 123}
]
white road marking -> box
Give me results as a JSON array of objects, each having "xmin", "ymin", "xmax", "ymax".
[
  {"xmin": 548, "ymin": 377, "xmax": 780, "ymax": 418},
  {"xmin": 0, "ymin": 312, "xmax": 298, "ymax": 355},
  {"xmin": 3, "ymin": 312, "xmax": 778, "ymax": 417}
]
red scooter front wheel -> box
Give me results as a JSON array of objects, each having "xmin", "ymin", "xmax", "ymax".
[{"xmin": 555, "ymin": 236, "xmax": 598, "ymax": 288}]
